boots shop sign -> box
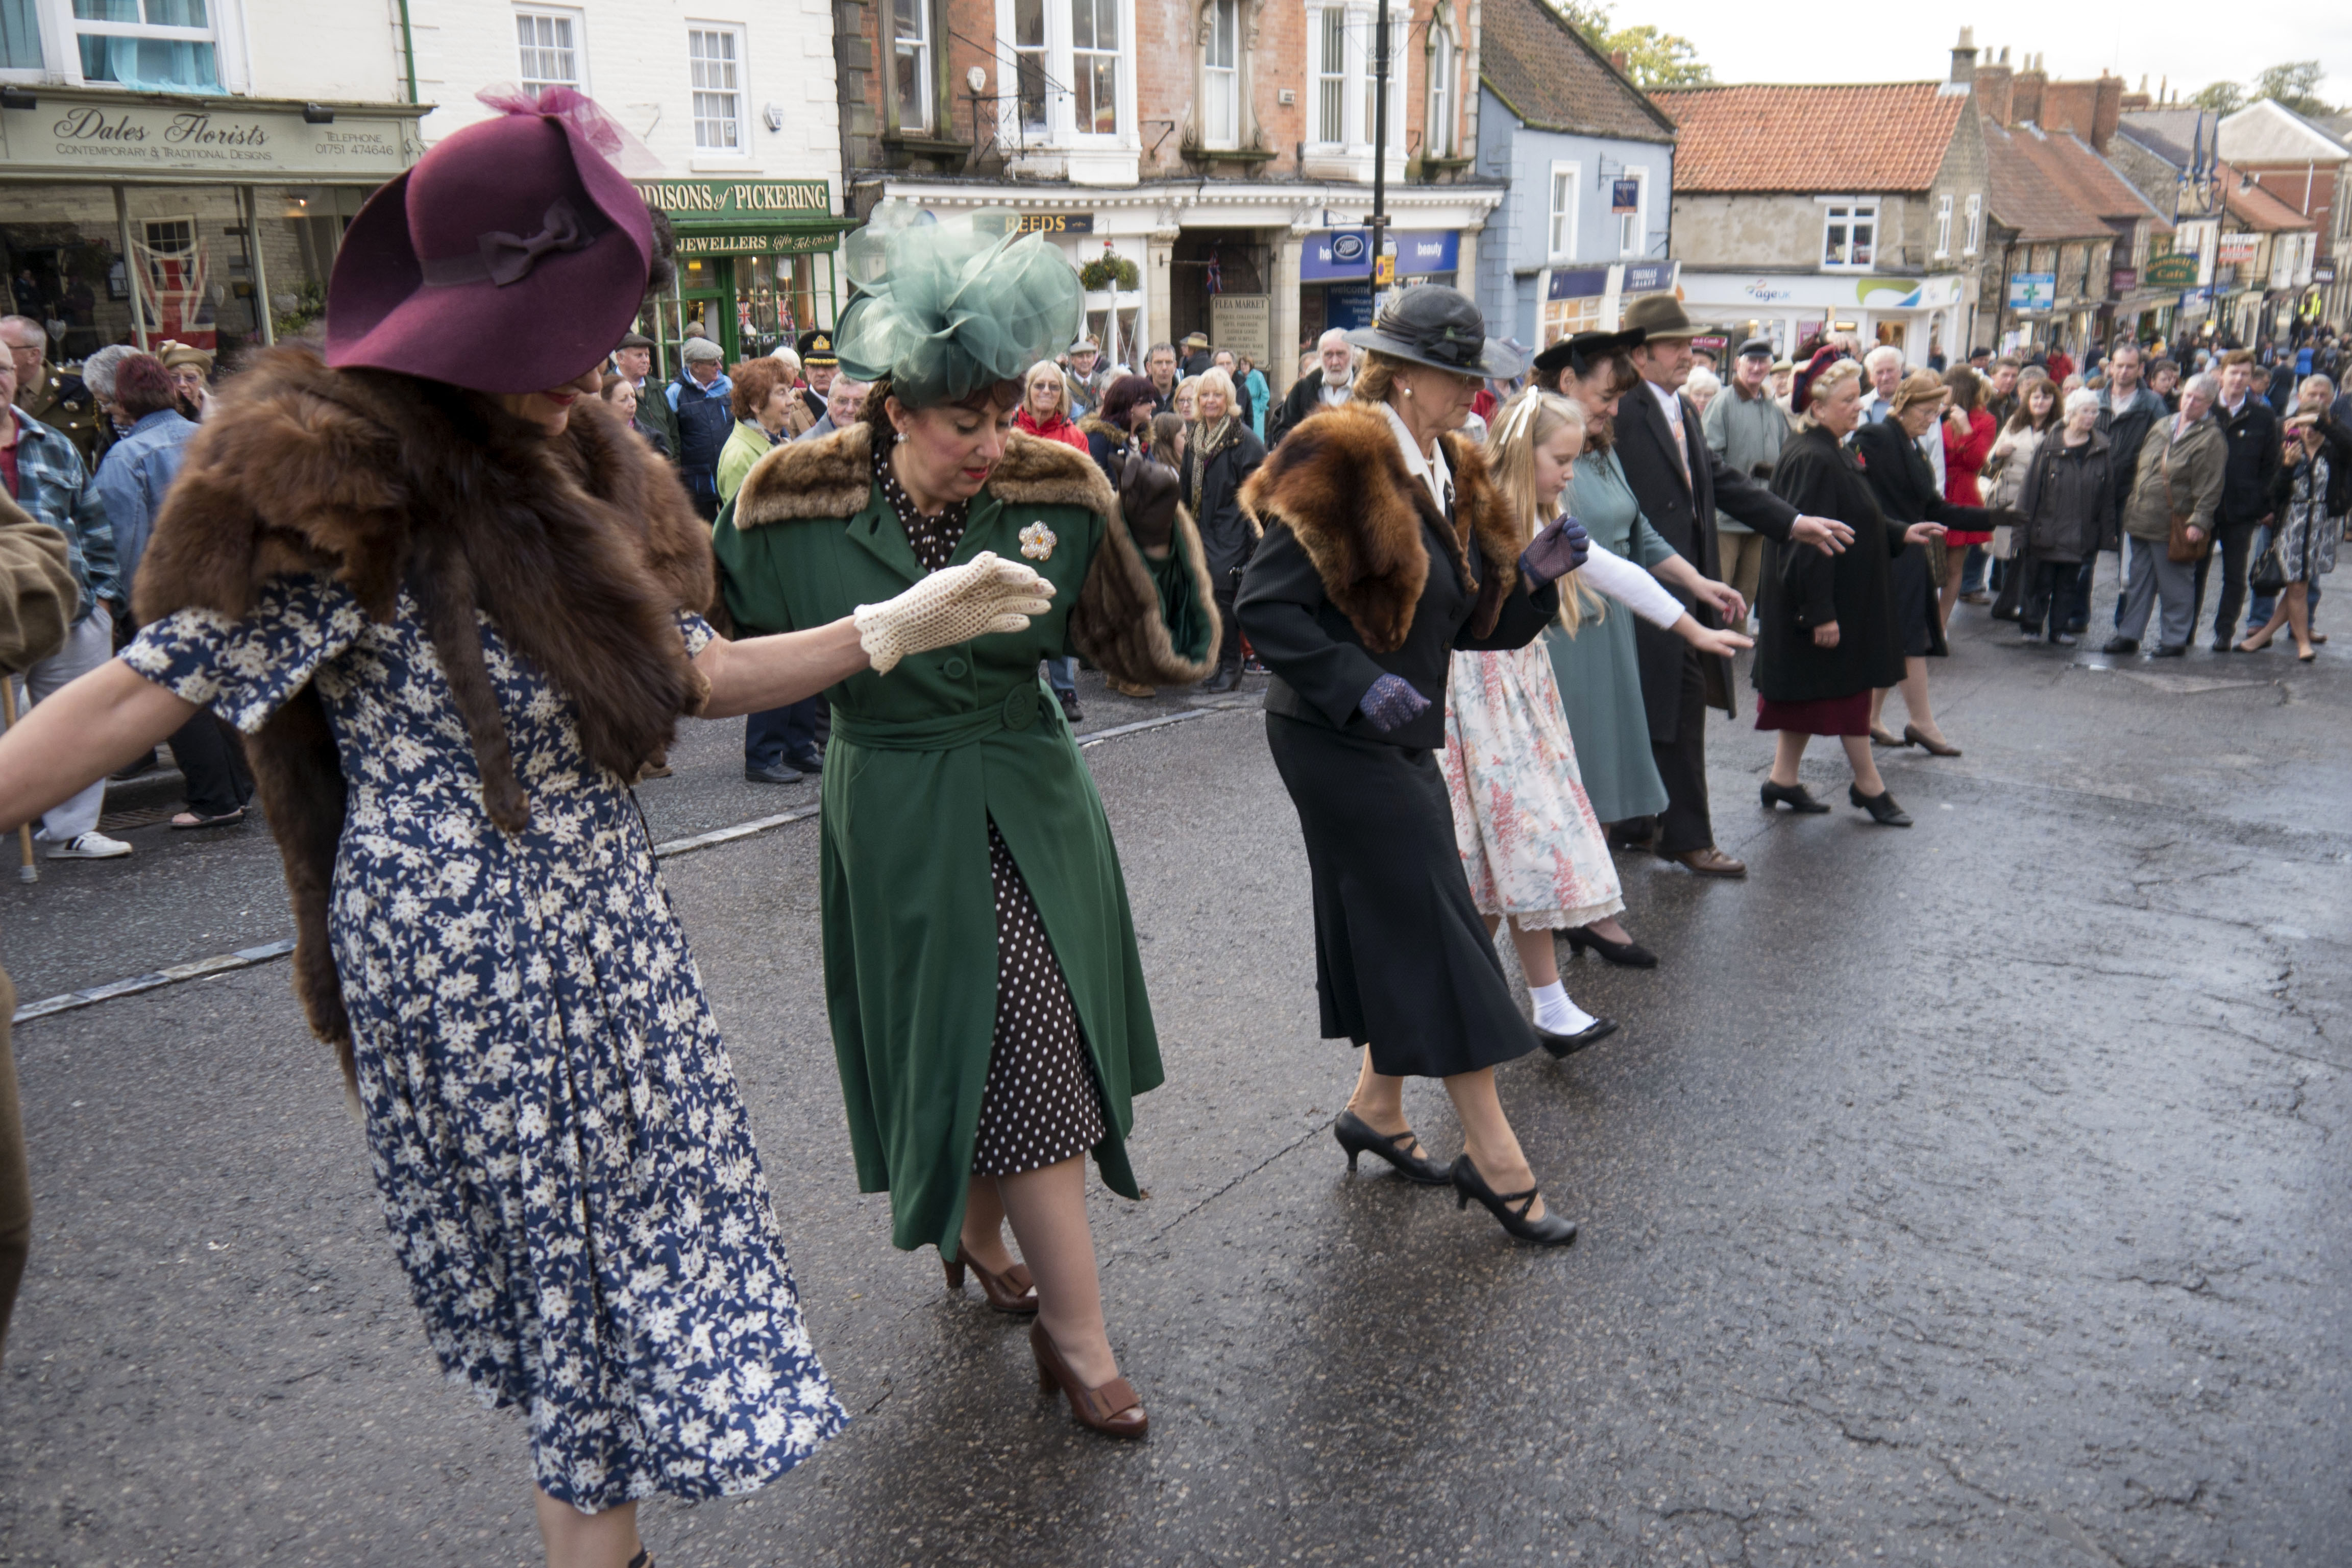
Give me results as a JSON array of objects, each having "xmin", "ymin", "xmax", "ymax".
[{"xmin": 1, "ymin": 93, "xmax": 420, "ymax": 181}]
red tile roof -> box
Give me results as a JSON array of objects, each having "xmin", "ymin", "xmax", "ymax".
[
  {"xmin": 2218, "ymin": 162, "xmax": 2315, "ymax": 231},
  {"xmin": 2004, "ymin": 126, "xmax": 2172, "ymax": 234},
  {"xmin": 1649, "ymin": 82, "xmax": 1969, "ymax": 193},
  {"xmin": 1984, "ymin": 120, "xmax": 2114, "ymax": 242}
]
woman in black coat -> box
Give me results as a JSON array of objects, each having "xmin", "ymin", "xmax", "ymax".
[
  {"xmin": 1236, "ymin": 288, "xmax": 1590, "ymax": 1245},
  {"xmin": 1182, "ymin": 365, "xmax": 1267, "ymax": 691},
  {"xmin": 1080, "ymin": 373, "xmax": 1157, "ymax": 487},
  {"xmin": 1755, "ymin": 354, "xmax": 1947, "ymax": 827},
  {"xmin": 2013, "ymin": 388, "xmax": 2115, "ymax": 645},
  {"xmin": 1853, "ymin": 370, "xmax": 2004, "ymax": 755}
]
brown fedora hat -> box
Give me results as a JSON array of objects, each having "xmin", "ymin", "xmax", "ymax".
[
  {"xmin": 325, "ymin": 89, "xmax": 654, "ymax": 395},
  {"xmin": 1620, "ymin": 293, "xmax": 1697, "ymax": 340}
]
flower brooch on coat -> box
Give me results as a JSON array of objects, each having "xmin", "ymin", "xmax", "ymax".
[{"xmin": 1019, "ymin": 521, "xmax": 1057, "ymax": 560}]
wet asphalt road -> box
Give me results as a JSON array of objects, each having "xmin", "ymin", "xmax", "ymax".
[{"xmin": 3, "ymin": 583, "xmax": 2349, "ymax": 1567}]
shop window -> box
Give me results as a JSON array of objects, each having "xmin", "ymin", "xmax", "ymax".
[
  {"xmin": 1070, "ymin": 0, "xmax": 1119, "ymax": 136},
  {"xmin": 892, "ymin": 0, "xmax": 931, "ymax": 133},
  {"xmin": 1963, "ymin": 193, "xmax": 1982, "ymax": 256},
  {"xmin": 1012, "ymin": 0, "xmax": 1046, "ymax": 135},
  {"xmin": 1424, "ymin": 21, "xmax": 1453, "ymax": 159},
  {"xmin": 1822, "ymin": 200, "xmax": 1875, "ymax": 270},
  {"xmin": 1548, "ymin": 161, "xmax": 1578, "ymax": 263},
  {"xmin": 515, "ymin": 8, "xmax": 581, "ymax": 93},
  {"xmin": 687, "ymin": 25, "xmax": 745, "ymax": 153},
  {"xmin": 1313, "ymin": 7, "xmax": 1344, "ymax": 145},
  {"xmin": 71, "ymin": 0, "xmax": 224, "ymax": 93},
  {"xmin": 1615, "ymin": 168, "xmax": 1645, "ymax": 258},
  {"xmin": 1200, "ymin": 0, "xmax": 1238, "ymax": 150},
  {"xmin": 1542, "ymin": 293, "xmax": 1601, "ymax": 346}
]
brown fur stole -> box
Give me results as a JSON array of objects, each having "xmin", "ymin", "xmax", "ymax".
[
  {"xmin": 133, "ymin": 348, "xmax": 715, "ymax": 1080},
  {"xmin": 735, "ymin": 422, "xmax": 1216, "ymax": 687},
  {"xmin": 1237, "ymin": 401, "xmax": 1519, "ymax": 652}
]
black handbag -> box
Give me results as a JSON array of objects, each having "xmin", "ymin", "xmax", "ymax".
[{"xmin": 2250, "ymin": 529, "xmax": 2289, "ymax": 596}]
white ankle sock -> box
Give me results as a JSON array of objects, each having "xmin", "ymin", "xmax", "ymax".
[{"xmin": 1529, "ymin": 981, "xmax": 1595, "ymax": 1036}]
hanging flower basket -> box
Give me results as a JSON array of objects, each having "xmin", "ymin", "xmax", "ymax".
[{"xmin": 1079, "ymin": 253, "xmax": 1140, "ymax": 291}]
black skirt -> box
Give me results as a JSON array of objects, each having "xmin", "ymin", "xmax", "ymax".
[
  {"xmin": 1264, "ymin": 712, "xmax": 1539, "ymax": 1080},
  {"xmin": 1886, "ymin": 546, "xmax": 1947, "ymax": 660}
]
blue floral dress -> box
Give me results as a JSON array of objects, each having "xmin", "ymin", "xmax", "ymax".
[{"xmin": 121, "ymin": 574, "xmax": 847, "ymax": 1511}]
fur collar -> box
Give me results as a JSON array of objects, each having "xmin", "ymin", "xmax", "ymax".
[
  {"xmin": 131, "ymin": 349, "xmax": 714, "ymax": 1079},
  {"xmin": 735, "ymin": 420, "xmax": 1118, "ymax": 530},
  {"xmin": 1237, "ymin": 401, "xmax": 1518, "ymax": 651}
]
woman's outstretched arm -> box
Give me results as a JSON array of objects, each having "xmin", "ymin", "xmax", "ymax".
[
  {"xmin": 0, "ymin": 660, "xmax": 198, "ymax": 832},
  {"xmin": 693, "ymin": 619, "xmax": 871, "ymax": 719}
]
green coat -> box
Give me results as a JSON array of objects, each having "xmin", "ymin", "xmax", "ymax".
[
  {"xmin": 712, "ymin": 422, "xmax": 1217, "ymax": 1255},
  {"xmin": 715, "ymin": 420, "xmax": 773, "ymax": 505}
]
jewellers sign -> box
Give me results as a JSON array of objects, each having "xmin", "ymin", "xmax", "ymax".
[{"xmin": 1, "ymin": 97, "xmax": 415, "ymax": 179}]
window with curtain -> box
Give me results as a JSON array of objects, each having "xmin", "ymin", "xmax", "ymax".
[
  {"xmin": 1425, "ymin": 27, "xmax": 1452, "ymax": 158},
  {"xmin": 893, "ymin": 0, "xmax": 930, "ymax": 132},
  {"xmin": 1964, "ymin": 193, "xmax": 1983, "ymax": 255},
  {"xmin": 1070, "ymin": 0, "xmax": 1119, "ymax": 136},
  {"xmin": 1314, "ymin": 8, "xmax": 1344, "ymax": 145},
  {"xmin": 1933, "ymin": 193, "xmax": 1952, "ymax": 258},
  {"xmin": 514, "ymin": 10, "xmax": 579, "ymax": 93},
  {"xmin": 1012, "ymin": 0, "xmax": 1047, "ymax": 134},
  {"xmin": 1822, "ymin": 201, "xmax": 1876, "ymax": 268},
  {"xmin": 1201, "ymin": 0, "xmax": 1237, "ymax": 149},
  {"xmin": 688, "ymin": 27, "xmax": 744, "ymax": 152},
  {"xmin": 72, "ymin": 0, "xmax": 224, "ymax": 92},
  {"xmin": 2, "ymin": 0, "xmax": 43, "ymax": 70}
]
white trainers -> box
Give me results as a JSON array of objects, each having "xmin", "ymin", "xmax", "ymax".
[{"xmin": 47, "ymin": 830, "xmax": 133, "ymax": 860}]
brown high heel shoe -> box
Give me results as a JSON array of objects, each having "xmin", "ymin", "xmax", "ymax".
[
  {"xmin": 942, "ymin": 1251, "xmax": 1040, "ymax": 1314},
  {"xmin": 1030, "ymin": 1320, "xmax": 1147, "ymax": 1438}
]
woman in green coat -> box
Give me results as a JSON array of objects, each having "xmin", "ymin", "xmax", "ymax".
[{"xmin": 710, "ymin": 211, "xmax": 1216, "ymax": 1439}]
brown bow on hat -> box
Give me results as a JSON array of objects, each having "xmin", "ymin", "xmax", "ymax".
[{"xmin": 1619, "ymin": 294, "xmax": 1698, "ymax": 340}]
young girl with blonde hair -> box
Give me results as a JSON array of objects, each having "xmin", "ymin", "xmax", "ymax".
[{"xmin": 1442, "ymin": 390, "xmax": 1750, "ymax": 1038}]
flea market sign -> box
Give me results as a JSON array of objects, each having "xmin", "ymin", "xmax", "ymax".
[
  {"xmin": 0, "ymin": 94, "xmax": 416, "ymax": 180},
  {"xmin": 635, "ymin": 179, "xmax": 832, "ymax": 220}
]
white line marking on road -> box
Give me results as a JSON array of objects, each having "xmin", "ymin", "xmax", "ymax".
[{"xmin": 13, "ymin": 704, "xmax": 1246, "ymax": 1025}]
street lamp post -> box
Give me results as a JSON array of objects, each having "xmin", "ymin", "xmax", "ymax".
[{"xmin": 1368, "ymin": 0, "xmax": 1390, "ymax": 308}]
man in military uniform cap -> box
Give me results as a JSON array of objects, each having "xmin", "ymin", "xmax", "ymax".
[
  {"xmin": 1, "ymin": 316, "xmax": 107, "ymax": 471},
  {"xmin": 795, "ymin": 328, "xmax": 838, "ymax": 423}
]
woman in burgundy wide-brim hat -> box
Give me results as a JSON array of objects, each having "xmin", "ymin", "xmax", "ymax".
[{"xmin": 0, "ymin": 90, "xmax": 1057, "ymax": 1568}]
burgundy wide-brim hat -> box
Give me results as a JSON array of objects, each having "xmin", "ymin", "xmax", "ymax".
[{"xmin": 326, "ymin": 96, "xmax": 652, "ymax": 395}]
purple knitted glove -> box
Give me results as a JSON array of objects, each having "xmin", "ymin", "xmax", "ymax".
[
  {"xmin": 1357, "ymin": 673, "xmax": 1431, "ymax": 733},
  {"xmin": 1517, "ymin": 514, "xmax": 1591, "ymax": 590}
]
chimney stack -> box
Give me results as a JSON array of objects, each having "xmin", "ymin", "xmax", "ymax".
[
  {"xmin": 1950, "ymin": 26, "xmax": 1978, "ymax": 87},
  {"xmin": 1609, "ymin": 48, "xmax": 1627, "ymax": 73},
  {"xmin": 1975, "ymin": 58, "xmax": 2015, "ymax": 127},
  {"xmin": 2013, "ymin": 55, "xmax": 2047, "ymax": 127},
  {"xmin": 2091, "ymin": 74, "xmax": 2121, "ymax": 152}
]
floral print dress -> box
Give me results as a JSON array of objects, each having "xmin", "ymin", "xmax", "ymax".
[
  {"xmin": 121, "ymin": 574, "xmax": 847, "ymax": 1512},
  {"xmin": 1440, "ymin": 641, "xmax": 1625, "ymax": 931}
]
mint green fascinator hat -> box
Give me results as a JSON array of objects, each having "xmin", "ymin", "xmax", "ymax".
[{"xmin": 835, "ymin": 204, "xmax": 1085, "ymax": 407}]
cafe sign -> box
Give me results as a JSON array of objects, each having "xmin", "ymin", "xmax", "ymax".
[
  {"xmin": 0, "ymin": 92, "xmax": 420, "ymax": 180},
  {"xmin": 2143, "ymin": 253, "xmax": 2200, "ymax": 288}
]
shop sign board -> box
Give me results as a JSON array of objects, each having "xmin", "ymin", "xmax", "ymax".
[
  {"xmin": 2315, "ymin": 265, "xmax": 2337, "ymax": 283},
  {"xmin": 1394, "ymin": 230, "xmax": 1458, "ymax": 276},
  {"xmin": 1, "ymin": 95, "xmax": 416, "ymax": 180},
  {"xmin": 671, "ymin": 230, "xmax": 842, "ymax": 257},
  {"xmin": 2216, "ymin": 232, "xmax": 2260, "ymax": 265},
  {"xmin": 1210, "ymin": 293, "xmax": 1271, "ymax": 363},
  {"xmin": 1546, "ymin": 266, "xmax": 1609, "ymax": 301},
  {"xmin": 1611, "ymin": 179, "xmax": 1641, "ymax": 216},
  {"xmin": 1620, "ymin": 260, "xmax": 1678, "ymax": 296},
  {"xmin": 2110, "ymin": 267, "xmax": 2138, "ymax": 293},
  {"xmin": 634, "ymin": 179, "xmax": 832, "ymax": 219},
  {"xmin": 2006, "ymin": 272, "xmax": 2056, "ymax": 311},
  {"xmin": 1306, "ymin": 228, "xmax": 1455, "ymax": 281},
  {"xmin": 2143, "ymin": 253, "xmax": 2200, "ymax": 287}
]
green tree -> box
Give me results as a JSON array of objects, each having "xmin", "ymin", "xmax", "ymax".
[
  {"xmin": 1552, "ymin": 2, "xmax": 1712, "ymax": 89},
  {"xmin": 2193, "ymin": 80, "xmax": 2245, "ymax": 115},
  {"xmin": 2252, "ymin": 61, "xmax": 2333, "ymax": 117}
]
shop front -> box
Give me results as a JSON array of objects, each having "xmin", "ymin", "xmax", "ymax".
[
  {"xmin": 1678, "ymin": 270, "xmax": 1967, "ymax": 363},
  {"xmin": 1298, "ymin": 227, "xmax": 1464, "ymax": 342},
  {"xmin": 630, "ymin": 179, "xmax": 853, "ymax": 378},
  {"xmin": 0, "ymin": 86, "xmax": 425, "ymax": 361},
  {"xmin": 1533, "ymin": 259, "xmax": 1683, "ymax": 347}
]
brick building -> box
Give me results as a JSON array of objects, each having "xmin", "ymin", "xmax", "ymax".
[
  {"xmin": 2218, "ymin": 99, "xmax": 2348, "ymax": 333},
  {"xmin": 831, "ymin": 0, "xmax": 1502, "ymax": 371}
]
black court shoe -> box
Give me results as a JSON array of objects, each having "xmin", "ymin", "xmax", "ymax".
[
  {"xmin": 1452, "ymin": 1155, "xmax": 1577, "ymax": 1246},
  {"xmin": 1849, "ymin": 784, "xmax": 1913, "ymax": 827},
  {"xmin": 1333, "ymin": 1109, "xmax": 1452, "ymax": 1184},
  {"xmin": 1759, "ymin": 779, "xmax": 1831, "ymax": 814},
  {"xmin": 1566, "ymin": 925, "xmax": 1658, "ymax": 968},
  {"xmin": 1535, "ymin": 1016, "xmax": 1619, "ymax": 1058}
]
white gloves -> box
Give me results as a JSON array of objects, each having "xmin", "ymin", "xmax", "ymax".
[{"xmin": 852, "ymin": 550, "xmax": 1057, "ymax": 674}]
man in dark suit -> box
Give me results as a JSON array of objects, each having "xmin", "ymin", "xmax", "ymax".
[{"xmin": 1610, "ymin": 296, "xmax": 1854, "ymax": 877}]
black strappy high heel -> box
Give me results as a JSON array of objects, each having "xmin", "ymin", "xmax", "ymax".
[
  {"xmin": 1451, "ymin": 1154, "xmax": 1577, "ymax": 1245},
  {"xmin": 1333, "ymin": 1109, "xmax": 1452, "ymax": 1184}
]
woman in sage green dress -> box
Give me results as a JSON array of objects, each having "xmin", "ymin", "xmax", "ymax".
[{"xmin": 1536, "ymin": 332, "xmax": 1751, "ymax": 968}]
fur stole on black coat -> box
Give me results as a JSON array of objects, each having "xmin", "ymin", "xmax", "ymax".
[
  {"xmin": 133, "ymin": 348, "xmax": 716, "ymax": 1082},
  {"xmin": 1236, "ymin": 401, "xmax": 1520, "ymax": 651}
]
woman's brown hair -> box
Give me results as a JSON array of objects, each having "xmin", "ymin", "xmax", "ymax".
[
  {"xmin": 1942, "ymin": 363, "xmax": 1981, "ymax": 413},
  {"xmin": 729, "ymin": 358, "xmax": 790, "ymax": 423},
  {"xmin": 859, "ymin": 374, "xmax": 1021, "ymax": 442}
]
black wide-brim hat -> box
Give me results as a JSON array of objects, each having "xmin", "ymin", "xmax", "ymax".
[
  {"xmin": 1532, "ymin": 327, "xmax": 1645, "ymax": 380},
  {"xmin": 1345, "ymin": 285, "xmax": 1526, "ymax": 380}
]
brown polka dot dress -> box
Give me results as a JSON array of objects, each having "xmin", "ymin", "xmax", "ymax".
[{"xmin": 877, "ymin": 436, "xmax": 1108, "ymax": 1178}]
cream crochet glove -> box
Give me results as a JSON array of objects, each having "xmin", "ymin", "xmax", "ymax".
[{"xmin": 853, "ymin": 551, "xmax": 1057, "ymax": 674}]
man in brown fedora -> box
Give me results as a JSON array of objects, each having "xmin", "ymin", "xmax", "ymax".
[{"xmin": 1610, "ymin": 293, "xmax": 1854, "ymax": 877}]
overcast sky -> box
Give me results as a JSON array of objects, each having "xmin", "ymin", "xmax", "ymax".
[{"xmin": 1630, "ymin": 1, "xmax": 2351, "ymax": 104}]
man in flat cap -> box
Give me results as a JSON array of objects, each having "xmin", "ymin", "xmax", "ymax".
[{"xmin": 611, "ymin": 331, "xmax": 680, "ymax": 459}]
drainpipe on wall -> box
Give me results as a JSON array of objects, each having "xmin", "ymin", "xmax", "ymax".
[{"xmin": 396, "ymin": 0, "xmax": 418, "ymax": 104}]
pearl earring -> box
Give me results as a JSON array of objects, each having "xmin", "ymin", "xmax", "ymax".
[{"xmin": 1403, "ymin": 384, "xmax": 1414, "ymax": 397}]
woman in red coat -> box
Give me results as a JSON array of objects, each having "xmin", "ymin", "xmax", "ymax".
[
  {"xmin": 1938, "ymin": 364, "xmax": 1996, "ymax": 626},
  {"xmin": 1012, "ymin": 359, "xmax": 1090, "ymax": 452}
]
